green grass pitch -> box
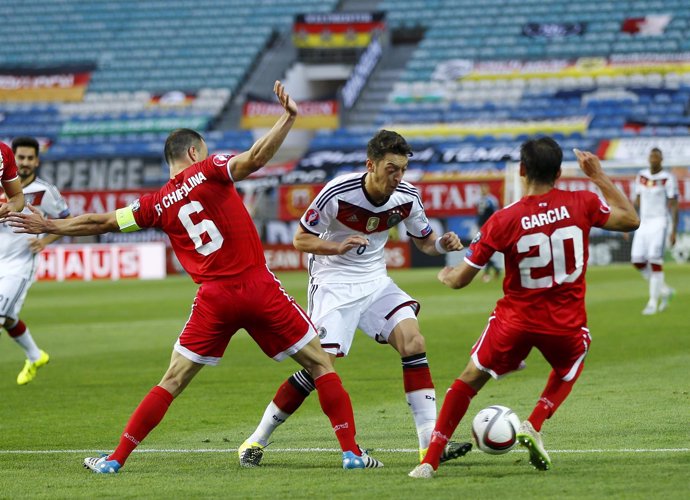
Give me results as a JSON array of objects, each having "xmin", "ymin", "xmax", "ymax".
[{"xmin": 1, "ymin": 265, "xmax": 688, "ymax": 499}]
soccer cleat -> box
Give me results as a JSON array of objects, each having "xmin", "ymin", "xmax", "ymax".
[
  {"xmin": 83, "ymin": 455, "xmax": 121, "ymax": 474},
  {"xmin": 516, "ymin": 421, "xmax": 551, "ymax": 471},
  {"xmin": 659, "ymin": 288, "xmax": 675, "ymax": 312},
  {"xmin": 16, "ymin": 350, "xmax": 50, "ymax": 385},
  {"xmin": 419, "ymin": 440, "xmax": 473, "ymax": 463},
  {"xmin": 408, "ymin": 463, "xmax": 435, "ymax": 479},
  {"xmin": 641, "ymin": 302, "xmax": 658, "ymax": 315},
  {"xmin": 440, "ymin": 440, "xmax": 472, "ymax": 463},
  {"xmin": 342, "ymin": 447, "xmax": 384, "ymax": 469},
  {"xmin": 238, "ymin": 440, "xmax": 265, "ymax": 468}
]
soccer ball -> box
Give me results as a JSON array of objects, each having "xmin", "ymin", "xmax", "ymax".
[{"xmin": 471, "ymin": 405, "xmax": 520, "ymax": 455}]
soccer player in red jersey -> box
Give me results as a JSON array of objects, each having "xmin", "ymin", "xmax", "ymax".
[
  {"xmin": 7, "ymin": 81, "xmax": 381, "ymax": 472},
  {"xmin": 0, "ymin": 141, "xmax": 25, "ymax": 218},
  {"xmin": 409, "ymin": 138, "xmax": 640, "ymax": 478}
]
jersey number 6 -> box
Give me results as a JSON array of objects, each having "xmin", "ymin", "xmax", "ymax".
[
  {"xmin": 178, "ymin": 201, "xmax": 224, "ymax": 256},
  {"xmin": 517, "ymin": 225, "xmax": 584, "ymax": 289}
]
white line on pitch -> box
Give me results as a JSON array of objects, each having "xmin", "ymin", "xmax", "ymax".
[{"xmin": 0, "ymin": 448, "xmax": 688, "ymax": 454}]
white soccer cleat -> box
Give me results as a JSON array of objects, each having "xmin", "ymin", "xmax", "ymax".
[
  {"xmin": 83, "ymin": 455, "xmax": 121, "ymax": 474},
  {"xmin": 408, "ymin": 463, "xmax": 435, "ymax": 479},
  {"xmin": 659, "ymin": 288, "xmax": 675, "ymax": 312},
  {"xmin": 642, "ymin": 302, "xmax": 658, "ymax": 315},
  {"xmin": 516, "ymin": 421, "xmax": 551, "ymax": 471}
]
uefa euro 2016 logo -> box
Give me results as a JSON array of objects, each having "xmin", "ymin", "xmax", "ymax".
[{"xmin": 305, "ymin": 208, "xmax": 320, "ymax": 226}]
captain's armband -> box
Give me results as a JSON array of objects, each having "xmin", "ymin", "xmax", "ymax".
[{"xmin": 115, "ymin": 207, "xmax": 141, "ymax": 233}]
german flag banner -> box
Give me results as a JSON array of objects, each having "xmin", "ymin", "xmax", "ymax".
[
  {"xmin": 241, "ymin": 99, "xmax": 339, "ymax": 129},
  {"xmin": 0, "ymin": 64, "xmax": 95, "ymax": 102},
  {"xmin": 293, "ymin": 11, "xmax": 386, "ymax": 49}
]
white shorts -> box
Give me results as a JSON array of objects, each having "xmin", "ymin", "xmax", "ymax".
[
  {"xmin": 307, "ymin": 276, "xmax": 419, "ymax": 357},
  {"xmin": 631, "ymin": 219, "xmax": 667, "ymax": 265},
  {"xmin": 0, "ymin": 274, "xmax": 33, "ymax": 323}
]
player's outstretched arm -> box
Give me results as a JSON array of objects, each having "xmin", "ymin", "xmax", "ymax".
[
  {"xmin": 438, "ymin": 261, "xmax": 481, "ymax": 289},
  {"xmin": 0, "ymin": 177, "xmax": 25, "ymax": 217},
  {"xmin": 573, "ymin": 149, "xmax": 640, "ymax": 232},
  {"xmin": 293, "ymin": 225, "xmax": 368, "ymax": 255},
  {"xmin": 5, "ymin": 204, "xmax": 119, "ymax": 236},
  {"xmin": 413, "ymin": 231, "xmax": 463, "ymax": 256},
  {"xmin": 229, "ymin": 81, "xmax": 298, "ymax": 182},
  {"xmin": 668, "ymin": 197, "xmax": 679, "ymax": 246}
]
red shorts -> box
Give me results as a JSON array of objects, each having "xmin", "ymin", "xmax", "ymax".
[
  {"xmin": 175, "ymin": 266, "xmax": 316, "ymax": 365},
  {"xmin": 471, "ymin": 315, "xmax": 591, "ymax": 380}
]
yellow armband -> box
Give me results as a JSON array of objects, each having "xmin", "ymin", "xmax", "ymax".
[{"xmin": 115, "ymin": 207, "xmax": 141, "ymax": 233}]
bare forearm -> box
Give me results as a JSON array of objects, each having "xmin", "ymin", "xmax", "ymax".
[
  {"xmin": 294, "ymin": 232, "xmax": 342, "ymax": 255},
  {"xmin": 670, "ymin": 200, "xmax": 679, "ymax": 231},
  {"xmin": 438, "ymin": 263, "xmax": 479, "ymax": 289},
  {"xmin": 41, "ymin": 233, "xmax": 63, "ymax": 245},
  {"xmin": 7, "ymin": 192, "xmax": 25, "ymax": 212},
  {"xmin": 43, "ymin": 213, "xmax": 118, "ymax": 236},
  {"xmin": 591, "ymin": 173, "xmax": 638, "ymax": 225},
  {"xmin": 247, "ymin": 112, "xmax": 296, "ymax": 169}
]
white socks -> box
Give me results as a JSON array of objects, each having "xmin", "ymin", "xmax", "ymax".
[
  {"xmin": 649, "ymin": 271, "xmax": 663, "ymax": 307},
  {"xmin": 406, "ymin": 389, "xmax": 437, "ymax": 449},
  {"xmin": 246, "ymin": 401, "xmax": 291, "ymax": 447},
  {"xmin": 13, "ymin": 328, "xmax": 41, "ymax": 362}
]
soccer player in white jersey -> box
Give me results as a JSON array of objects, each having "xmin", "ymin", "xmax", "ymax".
[
  {"xmin": 238, "ymin": 129, "xmax": 473, "ymax": 467},
  {"xmin": 0, "ymin": 137, "xmax": 70, "ymax": 384},
  {"xmin": 630, "ymin": 148, "xmax": 679, "ymax": 315}
]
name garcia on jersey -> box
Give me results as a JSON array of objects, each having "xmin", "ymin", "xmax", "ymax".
[{"xmin": 521, "ymin": 206, "xmax": 571, "ymax": 230}]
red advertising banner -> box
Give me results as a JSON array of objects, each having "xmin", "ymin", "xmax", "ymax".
[
  {"xmin": 36, "ymin": 243, "xmax": 167, "ymax": 281},
  {"xmin": 278, "ymin": 179, "xmax": 504, "ymax": 220},
  {"xmin": 263, "ymin": 242, "xmax": 410, "ymax": 271},
  {"xmin": 61, "ymin": 189, "xmax": 155, "ymax": 215},
  {"xmin": 557, "ymin": 173, "xmax": 690, "ymax": 209}
]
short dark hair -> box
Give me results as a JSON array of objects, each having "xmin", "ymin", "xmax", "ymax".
[
  {"xmin": 366, "ymin": 129, "xmax": 412, "ymax": 163},
  {"xmin": 650, "ymin": 147, "xmax": 662, "ymax": 156},
  {"xmin": 164, "ymin": 128, "xmax": 204, "ymax": 165},
  {"xmin": 11, "ymin": 136, "xmax": 40, "ymax": 155},
  {"xmin": 520, "ymin": 137, "xmax": 563, "ymax": 185}
]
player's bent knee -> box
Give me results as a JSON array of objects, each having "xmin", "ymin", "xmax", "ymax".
[{"xmin": 389, "ymin": 329, "xmax": 426, "ymax": 356}]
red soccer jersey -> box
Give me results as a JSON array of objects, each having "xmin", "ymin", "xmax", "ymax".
[
  {"xmin": 465, "ymin": 188, "xmax": 611, "ymax": 334},
  {"xmin": 132, "ymin": 154, "xmax": 265, "ymax": 283},
  {"xmin": 0, "ymin": 142, "xmax": 19, "ymax": 184}
]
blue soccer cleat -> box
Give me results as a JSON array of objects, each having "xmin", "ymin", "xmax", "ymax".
[
  {"xmin": 83, "ymin": 454, "xmax": 122, "ymax": 474},
  {"xmin": 342, "ymin": 447, "xmax": 384, "ymax": 469}
]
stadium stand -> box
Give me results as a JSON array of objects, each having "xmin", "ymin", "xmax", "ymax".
[
  {"xmin": 1, "ymin": 0, "xmax": 689, "ymax": 194},
  {"xmin": 301, "ymin": 0, "xmax": 690, "ymax": 176},
  {"xmin": 0, "ymin": 0, "xmax": 339, "ymax": 163}
]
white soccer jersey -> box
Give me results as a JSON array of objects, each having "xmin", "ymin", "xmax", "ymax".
[
  {"xmin": 633, "ymin": 168, "xmax": 678, "ymax": 221},
  {"xmin": 0, "ymin": 177, "xmax": 70, "ymax": 276},
  {"xmin": 301, "ymin": 172, "xmax": 432, "ymax": 284}
]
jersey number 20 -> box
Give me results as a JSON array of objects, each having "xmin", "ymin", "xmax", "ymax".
[{"xmin": 517, "ymin": 225, "xmax": 584, "ymax": 289}]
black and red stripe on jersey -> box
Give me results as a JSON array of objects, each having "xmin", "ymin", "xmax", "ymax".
[{"xmin": 335, "ymin": 199, "xmax": 413, "ymax": 233}]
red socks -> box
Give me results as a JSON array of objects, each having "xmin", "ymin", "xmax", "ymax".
[
  {"xmin": 274, "ymin": 378, "xmax": 310, "ymax": 414},
  {"xmin": 7, "ymin": 319, "xmax": 26, "ymax": 338},
  {"xmin": 109, "ymin": 386, "xmax": 174, "ymax": 465},
  {"xmin": 528, "ymin": 366, "xmax": 582, "ymax": 431},
  {"xmin": 401, "ymin": 353, "xmax": 434, "ymax": 392},
  {"xmin": 314, "ymin": 372, "xmax": 359, "ymax": 455},
  {"xmin": 423, "ymin": 379, "xmax": 477, "ymax": 469},
  {"xmin": 402, "ymin": 366, "xmax": 434, "ymax": 392}
]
